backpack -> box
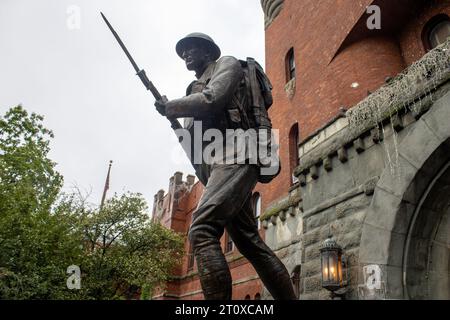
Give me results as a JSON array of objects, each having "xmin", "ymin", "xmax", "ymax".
[{"xmin": 236, "ymin": 57, "xmax": 281, "ymax": 184}]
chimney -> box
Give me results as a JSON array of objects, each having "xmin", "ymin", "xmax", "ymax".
[
  {"xmin": 174, "ymin": 172, "xmax": 183, "ymax": 185},
  {"xmin": 186, "ymin": 174, "xmax": 196, "ymax": 186},
  {"xmin": 157, "ymin": 189, "xmax": 165, "ymax": 202}
]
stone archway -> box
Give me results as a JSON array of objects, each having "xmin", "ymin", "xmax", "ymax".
[
  {"xmin": 404, "ymin": 161, "xmax": 450, "ymax": 299},
  {"xmin": 358, "ymin": 90, "xmax": 450, "ymax": 299}
]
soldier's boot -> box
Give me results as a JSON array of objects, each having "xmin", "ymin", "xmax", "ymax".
[{"xmin": 194, "ymin": 243, "xmax": 232, "ymax": 300}]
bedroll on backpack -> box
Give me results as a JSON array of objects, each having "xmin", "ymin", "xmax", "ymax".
[{"xmin": 238, "ymin": 57, "xmax": 281, "ymax": 184}]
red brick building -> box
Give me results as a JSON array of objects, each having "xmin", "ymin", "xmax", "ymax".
[
  {"xmin": 152, "ymin": 172, "xmax": 263, "ymax": 300},
  {"xmin": 153, "ymin": 0, "xmax": 450, "ymax": 300}
]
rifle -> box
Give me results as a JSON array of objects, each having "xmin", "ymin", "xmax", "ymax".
[{"xmin": 100, "ymin": 12, "xmax": 182, "ymax": 130}]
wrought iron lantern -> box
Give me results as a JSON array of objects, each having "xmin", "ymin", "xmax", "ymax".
[{"xmin": 320, "ymin": 236, "xmax": 346, "ymax": 297}]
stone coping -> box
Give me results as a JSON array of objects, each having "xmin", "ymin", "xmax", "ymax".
[{"xmin": 260, "ymin": 190, "xmax": 302, "ymax": 222}]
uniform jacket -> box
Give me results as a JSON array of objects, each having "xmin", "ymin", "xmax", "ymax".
[{"xmin": 166, "ymin": 56, "xmax": 253, "ymax": 183}]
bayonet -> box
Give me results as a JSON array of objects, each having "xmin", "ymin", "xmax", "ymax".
[{"xmin": 100, "ymin": 12, "xmax": 181, "ymax": 130}]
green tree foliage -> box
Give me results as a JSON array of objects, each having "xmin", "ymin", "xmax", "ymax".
[
  {"xmin": 0, "ymin": 106, "xmax": 71, "ymax": 299},
  {"xmin": 0, "ymin": 106, "xmax": 184, "ymax": 299},
  {"xmin": 59, "ymin": 191, "xmax": 184, "ymax": 299}
]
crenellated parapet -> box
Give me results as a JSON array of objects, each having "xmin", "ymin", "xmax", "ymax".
[{"xmin": 260, "ymin": 0, "xmax": 284, "ymax": 29}]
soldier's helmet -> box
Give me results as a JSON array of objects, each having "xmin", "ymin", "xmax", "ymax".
[{"xmin": 176, "ymin": 32, "xmax": 221, "ymax": 61}]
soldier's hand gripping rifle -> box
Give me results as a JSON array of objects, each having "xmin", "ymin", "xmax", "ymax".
[{"xmin": 100, "ymin": 12, "xmax": 182, "ymax": 130}]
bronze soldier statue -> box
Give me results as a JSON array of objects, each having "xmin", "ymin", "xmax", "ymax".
[{"xmin": 155, "ymin": 33, "xmax": 296, "ymax": 300}]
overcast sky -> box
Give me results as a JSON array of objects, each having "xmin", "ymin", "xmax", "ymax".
[{"xmin": 0, "ymin": 0, "xmax": 266, "ymax": 208}]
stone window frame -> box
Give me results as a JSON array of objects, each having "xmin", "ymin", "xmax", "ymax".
[{"xmin": 422, "ymin": 14, "xmax": 450, "ymax": 51}]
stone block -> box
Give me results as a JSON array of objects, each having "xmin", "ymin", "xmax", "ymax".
[
  {"xmin": 303, "ymin": 229, "xmax": 321, "ymax": 247},
  {"xmin": 331, "ymin": 209, "xmax": 365, "ymax": 235},
  {"xmin": 284, "ymin": 242, "xmax": 303, "ymax": 268},
  {"xmin": 334, "ymin": 194, "xmax": 370, "ymax": 219},
  {"xmin": 303, "ymin": 274, "xmax": 322, "ymax": 293},
  {"xmin": 304, "ymin": 244, "xmax": 321, "ymax": 261},
  {"xmin": 303, "ymin": 226, "xmax": 329, "ymax": 247},
  {"xmin": 386, "ymin": 232, "xmax": 406, "ymax": 267},
  {"xmin": 359, "ymin": 225, "xmax": 392, "ymax": 265},
  {"xmin": 305, "ymin": 208, "xmax": 330, "ymax": 232},
  {"xmin": 403, "ymin": 145, "xmax": 450, "ymax": 205},
  {"xmin": 302, "ymin": 258, "xmax": 321, "ymax": 277},
  {"xmin": 376, "ymin": 154, "xmax": 419, "ymax": 202},
  {"xmin": 348, "ymin": 143, "xmax": 385, "ymax": 187},
  {"xmin": 336, "ymin": 229, "xmax": 362, "ymax": 251},
  {"xmin": 264, "ymin": 223, "xmax": 277, "ymax": 249},
  {"xmin": 365, "ymin": 186, "xmax": 402, "ymax": 232},
  {"xmin": 399, "ymin": 118, "xmax": 442, "ymax": 170},
  {"xmin": 422, "ymin": 91, "xmax": 450, "ymax": 141},
  {"xmin": 318, "ymin": 290, "xmax": 332, "ymax": 300},
  {"xmin": 300, "ymin": 292, "xmax": 319, "ymax": 300},
  {"xmin": 391, "ymin": 201, "xmax": 416, "ymax": 235},
  {"xmin": 302, "ymin": 161, "xmax": 355, "ymax": 210},
  {"xmin": 276, "ymin": 247, "xmax": 289, "ymax": 260},
  {"xmin": 344, "ymin": 249, "xmax": 359, "ymax": 271},
  {"xmin": 385, "ymin": 265, "xmax": 404, "ymax": 299}
]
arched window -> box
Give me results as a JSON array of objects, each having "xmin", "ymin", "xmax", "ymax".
[
  {"xmin": 423, "ymin": 14, "xmax": 450, "ymax": 51},
  {"xmin": 254, "ymin": 293, "xmax": 261, "ymax": 300},
  {"xmin": 187, "ymin": 243, "xmax": 195, "ymax": 271},
  {"xmin": 224, "ymin": 231, "xmax": 233, "ymax": 253},
  {"xmin": 291, "ymin": 265, "xmax": 301, "ymax": 299},
  {"xmin": 252, "ymin": 192, "xmax": 262, "ymax": 230},
  {"xmin": 285, "ymin": 48, "xmax": 296, "ymax": 82},
  {"xmin": 244, "ymin": 294, "xmax": 251, "ymax": 300},
  {"xmin": 289, "ymin": 123, "xmax": 299, "ymax": 185}
]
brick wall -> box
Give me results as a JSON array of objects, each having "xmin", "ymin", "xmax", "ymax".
[{"xmin": 152, "ymin": 175, "xmax": 262, "ymax": 300}]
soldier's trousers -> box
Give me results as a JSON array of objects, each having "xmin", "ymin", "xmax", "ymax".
[{"xmin": 189, "ymin": 163, "xmax": 296, "ymax": 300}]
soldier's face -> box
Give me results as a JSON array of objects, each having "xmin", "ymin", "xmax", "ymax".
[{"xmin": 182, "ymin": 44, "xmax": 209, "ymax": 72}]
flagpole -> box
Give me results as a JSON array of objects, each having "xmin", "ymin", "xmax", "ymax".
[{"xmin": 100, "ymin": 160, "xmax": 113, "ymax": 210}]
